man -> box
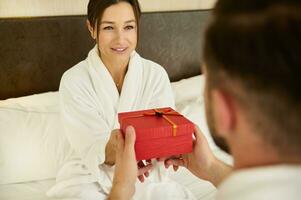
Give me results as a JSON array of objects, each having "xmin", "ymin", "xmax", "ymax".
[{"xmin": 109, "ymin": 0, "xmax": 301, "ymax": 199}]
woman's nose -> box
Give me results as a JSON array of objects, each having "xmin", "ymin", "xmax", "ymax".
[{"xmin": 115, "ymin": 29, "xmax": 125, "ymax": 42}]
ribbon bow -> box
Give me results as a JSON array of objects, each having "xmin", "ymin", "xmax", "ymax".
[
  {"xmin": 144, "ymin": 109, "xmax": 181, "ymax": 136},
  {"xmin": 121, "ymin": 108, "xmax": 182, "ymax": 136}
]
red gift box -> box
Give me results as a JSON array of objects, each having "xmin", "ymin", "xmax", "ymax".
[{"xmin": 118, "ymin": 107, "xmax": 194, "ymax": 161}]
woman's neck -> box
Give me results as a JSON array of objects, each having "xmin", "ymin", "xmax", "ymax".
[{"xmin": 100, "ymin": 53, "xmax": 129, "ymax": 90}]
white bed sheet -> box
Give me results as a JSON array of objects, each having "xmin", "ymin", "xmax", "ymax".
[
  {"xmin": 0, "ymin": 149, "xmax": 231, "ymax": 200},
  {"xmin": 0, "ymin": 179, "xmax": 56, "ymax": 200},
  {"xmin": 2, "ymin": 173, "xmax": 212, "ymax": 200}
]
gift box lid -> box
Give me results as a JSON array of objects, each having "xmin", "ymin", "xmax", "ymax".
[{"xmin": 118, "ymin": 107, "xmax": 194, "ymax": 141}]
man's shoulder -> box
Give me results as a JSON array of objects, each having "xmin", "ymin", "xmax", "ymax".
[{"xmin": 217, "ymin": 165, "xmax": 301, "ymax": 200}]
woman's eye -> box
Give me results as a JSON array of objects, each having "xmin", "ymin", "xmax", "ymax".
[
  {"xmin": 103, "ymin": 26, "xmax": 113, "ymax": 30},
  {"xmin": 125, "ymin": 25, "xmax": 134, "ymax": 30}
]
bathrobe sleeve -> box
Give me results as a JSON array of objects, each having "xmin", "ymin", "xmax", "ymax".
[
  {"xmin": 59, "ymin": 71, "xmax": 111, "ymax": 185},
  {"xmin": 147, "ymin": 65, "xmax": 175, "ymax": 109}
]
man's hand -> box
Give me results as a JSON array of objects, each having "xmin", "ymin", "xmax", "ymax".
[
  {"xmin": 165, "ymin": 126, "xmax": 232, "ymax": 187},
  {"xmin": 108, "ymin": 126, "xmax": 152, "ymax": 200}
]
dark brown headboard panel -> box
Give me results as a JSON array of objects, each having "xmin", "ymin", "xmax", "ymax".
[{"xmin": 0, "ymin": 10, "xmax": 210, "ymax": 100}]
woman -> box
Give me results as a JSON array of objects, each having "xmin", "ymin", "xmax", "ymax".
[{"xmin": 47, "ymin": 0, "xmax": 195, "ymax": 199}]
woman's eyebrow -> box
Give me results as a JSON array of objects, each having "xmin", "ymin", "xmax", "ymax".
[
  {"xmin": 100, "ymin": 20, "xmax": 135, "ymax": 24},
  {"xmin": 125, "ymin": 19, "xmax": 136, "ymax": 23},
  {"xmin": 101, "ymin": 21, "xmax": 114, "ymax": 24}
]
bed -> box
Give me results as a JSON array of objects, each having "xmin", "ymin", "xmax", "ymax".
[{"xmin": 0, "ymin": 10, "xmax": 232, "ymax": 200}]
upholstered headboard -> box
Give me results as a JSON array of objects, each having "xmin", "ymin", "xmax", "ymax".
[{"xmin": 0, "ymin": 10, "xmax": 210, "ymax": 100}]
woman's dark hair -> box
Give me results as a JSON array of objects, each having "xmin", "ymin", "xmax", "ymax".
[{"xmin": 87, "ymin": 0, "xmax": 141, "ymax": 41}]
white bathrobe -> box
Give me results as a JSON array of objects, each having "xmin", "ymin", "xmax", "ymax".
[
  {"xmin": 47, "ymin": 46, "xmax": 195, "ymax": 200},
  {"xmin": 216, "ymin": 165, "xmax": 301, "ymax": 200}
]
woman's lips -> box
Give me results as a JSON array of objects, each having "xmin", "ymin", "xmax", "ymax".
[{"xmin": 111, "ymin": 47, "xmax": 128, "ymax": 53}]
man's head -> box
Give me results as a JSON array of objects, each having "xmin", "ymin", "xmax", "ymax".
[{"xmin": 203, "ymin": 0, "xmax": 301, "ymax": 161}]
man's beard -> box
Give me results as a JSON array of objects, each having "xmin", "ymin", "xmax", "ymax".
[{"xmin": 205, "ymin": 89, "xmax": 231, "ymax": 154}]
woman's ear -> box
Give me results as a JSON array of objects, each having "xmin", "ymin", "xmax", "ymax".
[
  {"xmin": 86, "ymin": 20, "xmax": 96, "ymax": 40},
  {"xmin": 212, "ymin": 89, "xmax": 237, "ymax": 137}
]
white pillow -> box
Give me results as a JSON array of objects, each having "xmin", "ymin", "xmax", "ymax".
[
  {"xmin": 171, "ymin": 75, "xmax": 205, "ymax": 105},
  {"xmin": 0, "ymin": 92, "xmax": 71, "ymax": 184},
  {"xmin": 1, "ymin": 92, "xmax": 59, "ymax": 111}
]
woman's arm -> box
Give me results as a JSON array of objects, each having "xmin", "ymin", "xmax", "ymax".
[
  {"xmin": 148, "ymin": 68, "xmax": 175, "ymax": 109},
  {"xmin": 59, "ymin": 75, "xmax": 112, "ymax": 179},
  {"xmin": 104, "ymin": 129, "xmax": 119, "ymax": 166}
]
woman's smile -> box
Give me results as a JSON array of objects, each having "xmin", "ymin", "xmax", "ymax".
[{"xmin": 111, "ymin": 47, "xmax": 128, "ymax": 54}]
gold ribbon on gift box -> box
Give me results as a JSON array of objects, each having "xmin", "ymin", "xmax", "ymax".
[{"xmin": 120, "ymin": 108, "xmax": 182, "ymax": 136}]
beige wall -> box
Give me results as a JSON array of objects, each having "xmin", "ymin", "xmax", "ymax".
[{"xmin": 0, "ymin": 0, "xmax": 216, "ymax": 18}]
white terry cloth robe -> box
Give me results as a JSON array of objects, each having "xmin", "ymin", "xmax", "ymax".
[
  {"xmin": 216, "ymin": 165, "xmax": 301, "ymax": 200},
  {"xmin": 46, "ymin": 46, "xmax": 196, "ymax": 200}
]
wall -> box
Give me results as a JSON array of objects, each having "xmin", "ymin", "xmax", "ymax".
[{"xmin": 0, "ymin": 0, "xmax": 216, "ymax": 18}]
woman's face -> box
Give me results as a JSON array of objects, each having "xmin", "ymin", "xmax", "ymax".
[{"xmin": 97, "ymin": 2, "xmax": 138, "ymax": 62}]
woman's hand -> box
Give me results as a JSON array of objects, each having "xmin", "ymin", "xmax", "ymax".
[
  {"xmin": 104, "ymin": 129, "xmax": 119, "ymax": 166},
  {"xmin": 109, "ymin": 126, "xmax": 152, "ymax": 200},
  {"xmin": 137, "ymin": 159, "xmax": 152, "ymax": 182},
  {"xmin": 164, "ymin": 125, "xmax": 232, "ymax": 187}
]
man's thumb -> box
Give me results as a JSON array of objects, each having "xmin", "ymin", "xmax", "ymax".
[{"xmin": 125, "ymin": 126, "xmax": 136, "ymax": 149}]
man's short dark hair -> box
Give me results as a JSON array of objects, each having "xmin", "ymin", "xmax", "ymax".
[{"xmin": 204, "ymin": 0, "xmax": 301, "ymax": 157}]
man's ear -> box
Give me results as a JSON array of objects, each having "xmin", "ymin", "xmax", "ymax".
[
  {"xmin": 212, "ymin": 89, "xmax": 237, "ymax": 137},
  {"xmin": 86, "ymin": 20, "xmax": 96, "ymax": 40}
]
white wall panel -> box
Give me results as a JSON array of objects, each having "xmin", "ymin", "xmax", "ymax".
[
  {"xmin": 0, "ymin": 0, "xmax": 89, "ymax": 18},
  {"xmin": 0, "ymin": 0, "xmax": 216, "ymax": 18},
  {"xmin": 140, "ymin": 0, "xmax": 216, "ymax": 12}
]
